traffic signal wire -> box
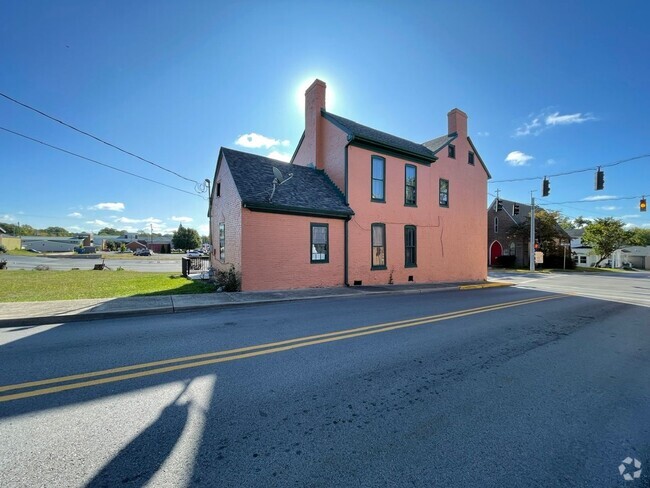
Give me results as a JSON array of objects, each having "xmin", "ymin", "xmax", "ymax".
[
  {"xmin": 0, "ymin": 91, "xmax": 201, "ymax": 186},
  {"xmin": 0, "ymin": 126, "xmax": 205, "ymax": 199},
  {"xmin": 489, "ymin": 153, "xmax": 650, "ymax": 184}
]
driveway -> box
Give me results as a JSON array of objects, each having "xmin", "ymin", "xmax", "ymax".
[{"xmin": 1, "ymin": 253, "xmax": 184, "ymax": 272}]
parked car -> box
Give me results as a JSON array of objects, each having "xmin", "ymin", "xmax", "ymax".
[
  {"xmin": 134, "ymin": 249, "xmax": 153, "ymax": 256},
  {"xmin": 187, "ymin": 250, "xmax": 202, "ymax": 258}
]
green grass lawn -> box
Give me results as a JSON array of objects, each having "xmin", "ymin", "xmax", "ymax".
[
  {"xmin": 0, "ymin": 270, "xmax": 216, "ymax": 302},
  {"xmin": 4, "ymin": 249, "xmax": 42, "ymax": 257}
]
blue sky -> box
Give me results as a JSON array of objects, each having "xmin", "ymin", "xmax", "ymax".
[{"xmin": 1, "ymin": 0, "xmax": 649, "ymax": 235}]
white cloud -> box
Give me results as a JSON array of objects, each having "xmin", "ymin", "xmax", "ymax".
[
  {"xmin": 514, "ymin": 109, "xmax": 596, "ymax": 137},
  {"xmin": 545, "ymin": 112, "xmax": 595, "ymax": 126},
  {"xmin": 596, "ymin": 206, "xmax": 619, "ymax": 211},
  {"xmin": 477, "ymin": 131, "xmax": 490, "ymax": 137},
  {"xmin": 581, "ymin": 195, "xmax": 618, "ymax": 201},
  {"xmin": 1, "ymin": 214, "xmax": 15, "ymax": 222},
  {"xmin": 68, "ymin": 225, "xmax": 82, "ymax": 231},
  {"xmin": 505, "ymin": 151, "xmax": 534, "ymax": 166},
  {"xmin": 267, "ymin": 151, "xmax": 292, "ymax": 162},
  {"xmin": 90, "ymin": 202, "xmax": 125, "ymax": 212},
  {"xmin": 198, "ymin": 224, "xmax": 209, "ymax": 235},
  {"xmin": 114, "ymin": 216, "xmax": 163, "ymax": 224},
  {"xmin": 85, "ymin": 219, "xmax": 110, "ymax": 227},
  {"xmin": 67, "ymin": 212, "xmax": 83, "ymax": 218},
  {"xmin": 546, "ymin": 159, "xmax": 557, "ymax": 165},
  {"xmin": 171, "ymin": 216, "xmax": 193, "ymax": 223},
  {"xmin": 235, "ymin": 133, "xmax": 290, "ymax": 149},
  {"xmin": 514, "ymin": 117, "xmax": 542, "ymax": 137},
  {"xmin": 620, "ymin": 214, "xmax": 640, "ymax": 219}
]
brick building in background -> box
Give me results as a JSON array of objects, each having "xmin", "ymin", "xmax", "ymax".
[{"xmin": 209, "ymin": 80, "xmax": 491, "ymax": 291}]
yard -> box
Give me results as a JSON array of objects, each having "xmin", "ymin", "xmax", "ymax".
[{"xmin": 0, "ymin": 270, "xmax": 216, "ymax": 302}]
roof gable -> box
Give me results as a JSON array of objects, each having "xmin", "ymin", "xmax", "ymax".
[{"xmin": 220, "ymin": 148, "xmax": 353, "ymax": 218}]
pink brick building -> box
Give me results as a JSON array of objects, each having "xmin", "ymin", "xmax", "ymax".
[{"xmin": 209, "ymin": 80, "xmax": 490, "ymax": 291}]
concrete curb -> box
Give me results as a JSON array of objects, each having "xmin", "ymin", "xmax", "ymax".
[{"xmin": 0, "ymin": 282, "xmax": 508, "ymax": 328}]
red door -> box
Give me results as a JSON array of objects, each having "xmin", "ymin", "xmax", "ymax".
[{"xmin": 490, "ymin": 241, "xmax": 502, "ymax": 266}]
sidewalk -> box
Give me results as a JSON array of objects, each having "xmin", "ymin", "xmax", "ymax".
[{"xmin": 0, "ymin": 280, "xmax": 511, "ymax": 328}]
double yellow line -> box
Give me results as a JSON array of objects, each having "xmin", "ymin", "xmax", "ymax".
[{"xmin": 0, "ymin": 294, "xmax": 562, "ymax": 403}]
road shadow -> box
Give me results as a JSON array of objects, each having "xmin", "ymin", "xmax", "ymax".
[{"xmin": 85, "ymin": 383, "xmax": 191, "ymax": 488}]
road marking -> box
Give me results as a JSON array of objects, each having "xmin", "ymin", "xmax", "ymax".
[{"xmin": 0, "ymin": 294, "xmax": 564, "ymax": 402}]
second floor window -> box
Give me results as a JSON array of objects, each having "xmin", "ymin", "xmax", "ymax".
[
  {"xmin": 439, "ymin": 179, "xmax": 449, "ymax": 207},
  {"xmin": 371, "ymin": 156, "xmax": 385, "ymax": 202},
  {"xmin": 371, "ymin": 223, "xmax": 386, "ymax": 269},
  {"xmin": 405, "ymin": 165, "xmax": 416, "ymax": 206},
  {"xmin": 448, "ymin": 144, "xmax": 456, "ymax": 159},
  {"xmin": 405, "ymin": 225, "xmax": 416, "ymax": 267},
  {"xmin": 468, "ymin": 152, "xmax": 475, "ymax": 165}
]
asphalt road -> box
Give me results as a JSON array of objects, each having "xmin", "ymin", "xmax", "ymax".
[
  {"xmin": 0, "ymin": 279, "xmax": 648, "ymax": 487},
  {"xmin": 2, "ymin": 253, "xmax": 183, "ymax": 272}
]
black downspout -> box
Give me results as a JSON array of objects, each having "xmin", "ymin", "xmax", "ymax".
[{"xmin": 344, "ymin": 144, "xmax": 350, "ymax": 286}]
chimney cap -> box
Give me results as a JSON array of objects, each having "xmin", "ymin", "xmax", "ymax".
[{"xmin": 305, "ymin": 79, "xmax": 326, "ymax": 94}]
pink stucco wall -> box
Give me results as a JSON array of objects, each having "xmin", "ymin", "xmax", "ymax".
[
  {"xmin": 210, "ymin": 156, "xmax": 242, "ymax": 274},
  {"xmin": 346, "ymin": 138, "xmax": 487, "ymax": 286},
  {"xmin": 240, "ymin": 211, "xmax": 345, "ymax": 291}
]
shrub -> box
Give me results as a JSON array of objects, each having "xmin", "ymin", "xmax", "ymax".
[
  {"xmin": 0, "ymin": 244, "xmax": 6, "ymax": 253},
  {"xmin": 495, "ymin": 255, "xmax": 516, "ymax": 268},
  {"xmin": 214, "ymin": 265, "xmax": 241, "ymax": 292},
  {"xmin": 542, "ymin": 255, "xmax": 575, "ymax": 269}
]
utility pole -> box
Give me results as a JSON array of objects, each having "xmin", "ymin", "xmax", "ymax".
[
  {"xmin": 529, "ymin": 192, "xmax": 536, "ymax": 271},
  {"xmin": 204, "ymin": 179, "xmax": 212, "ymax": 257},
  {"xmin": 150, "ymin": 224, "xmax": 153, "ymax": 251}
]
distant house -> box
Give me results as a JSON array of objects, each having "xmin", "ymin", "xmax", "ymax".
[
  {"xmin": 569, "ymin": 229, "xmax": 650, "ymax": 269},
  {"xmin": 92, "ymin": 233, "xmax": 172, "ymax": 253},
  {"xmin": 487, "ymin": 198, "xmax": 570, "ymax": 267},
  {"xmin": 566, "ymin": 229, "xmax": 598, "ymax": 267},
  {"xmin": 0, "ymin": 227, "xmax": 21, "ymax": 251},
  {"xmin": 209, "ymin": 79, "xmax": 490, "ymax": 291}
]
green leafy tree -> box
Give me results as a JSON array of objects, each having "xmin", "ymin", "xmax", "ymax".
[
  {"xmin": 43, "ymin": 226, "xmax": 72, "ymax": 236},
  {"xmin": 573, "ymin": 216, "xmax": 591, "ymax": 229},
  {"xmin": 98, "ymin": 227, "xmax": 123, "ymax": 235},
  {"xmin": 581, "ymin": 218, "xmax": 634, "ymax": 267},
  {"xmin": 172, "ymin": 224, "xmax": 201, "ymax": 250},
  {"xmin": 628, "ymin": 227, "xmax": 650, "ymax": 246},
  {"xmin": 508, "ymin": 209, "xmax": 570, "ymax": 256}
]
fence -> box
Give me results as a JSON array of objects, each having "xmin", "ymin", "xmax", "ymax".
[{"xmin": 181, "ymin": 256, "xmax": 211, "ymax": 277}]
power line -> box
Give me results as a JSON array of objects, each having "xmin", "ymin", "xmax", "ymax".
[
  {"xmin": 0, "ymin": 91, "xmax": 201, "ymax": 186},
  {"xmin": 544, "ymin": 195, "xmax": 647, "ymax": 205},
  {"xmin": 0, "ymin": 126, "xmax": 205, "ymax": 199},
  {"xmin": 489, "ymin": 154, "xmax": 650, "ymax": 183}
]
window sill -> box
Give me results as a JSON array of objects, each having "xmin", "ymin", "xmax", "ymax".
[
  {"xmin": 310, "ymin": 260, "xmax": 329, "ymax": 264},
  {"xmin": 371, "ymin": 199, "xmax": 386, "ymax": 204},
  {"xmin": 404, "ymin": 203, "xmax": 417, "ymax": 207},
  {"xmin": 405, "ymin": 263, "xmax": 417, "ymax": 268},
  {"xmin": 371, "ymin": 265, "xmax": 387, "ymax": 271}
]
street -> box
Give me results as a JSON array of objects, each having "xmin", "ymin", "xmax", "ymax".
[
  {"xmin": 0, "ymin": 272, "xmax": 648, "ymax": 487},
  {"xmin": 2, "ymin": 253, "xmax": 183, "ymax": 272}
]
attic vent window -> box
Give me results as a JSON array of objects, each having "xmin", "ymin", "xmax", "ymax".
[
  {"xmin": 468, "ymin": 152, "xmax": 475, "ymax": 165},
  {"xmin": 216, "ymin": 182, "xmax": 221, "ymax": 197},
  {"xmin": 448, "ymin": 144, "xmax": 456, "ymax": 159}
]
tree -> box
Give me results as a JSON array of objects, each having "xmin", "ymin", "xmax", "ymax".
[
  {"xmin": 581, "ymin": 218, "xmax": 634, "ymax": 267},
  {"xmin": 43, "ymin": 226, "xmax": 71, "ymax": 236},
  {"xmin": 628, "ymin": 227, "xmax": 650, "ymax": 246},
  {"xmin": 98, "ymin": 227, "xmax": 123, "ymax": 235},
  {"xmin": 508, "ymin": 209, "xmax": 569, "ymax": 256},
  {"xmin": 573, "ymin": 216, "xmax": 591, "ymax": 229},
  {"xmin": 172, "ymin": 224, "xmax": 201, "ymax": 250}
]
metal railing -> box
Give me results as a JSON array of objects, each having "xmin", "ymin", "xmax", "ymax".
[{"xmin": 181, "ymin": 256, "xmax": 211, "ymax": 277}]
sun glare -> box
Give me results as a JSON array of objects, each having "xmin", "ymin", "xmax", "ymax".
[{"xmin": 295, "ymin": 76, "xmax": 336, "ymax": 113}]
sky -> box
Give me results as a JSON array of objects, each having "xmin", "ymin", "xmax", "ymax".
[{"xmin": 1, "ymin": 0, "xmax": 649, "ymax": 236}]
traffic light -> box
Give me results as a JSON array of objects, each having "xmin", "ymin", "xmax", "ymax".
[
  {"xmin": 595, "ymin": 168, "xmax": 604, "ymax": 191},
  {"xmin": 542, "ymin": 177, "xmax": 550, "ymax": 197},
  {"xmin": 513, "ymin": 203, "xmax": 520, "ymax": 215},
  {"xmin": 641, "ymin": 198, "xmax": 647, "ymax": 212},
  {"xmin": 496, "ymin": 199, "xmax": 503, "ymax": 211}
]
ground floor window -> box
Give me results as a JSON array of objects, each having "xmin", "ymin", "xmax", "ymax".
[
  {"xmin": 579, "ymin": 255, "xmax": 587, "ymax": 264},
  {"xmin": 405, "ymin": 225, "xmax": 416, "ymax": 267},
  {"xmin": 219, "ymin": 223, "xmax": 225, "ymax": 261},
  {"xmin": 371, "ymin": 223, "xmax": 386, "ymax": 269},
  {"xmin": 311, "ymin": 223, "xmax": 329, "ymax": 263}
]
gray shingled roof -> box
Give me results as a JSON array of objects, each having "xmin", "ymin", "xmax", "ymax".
[
  {"xmin": 221, "ymin": 148, "xmax": 353, "ymax": 218},
  {"xmin": 422, "ymin": 133, "xmax": 457, "ymax": 154},
  {"xmin": 321, "ymin": 110, "xmax": 437, "ymax": 161}
]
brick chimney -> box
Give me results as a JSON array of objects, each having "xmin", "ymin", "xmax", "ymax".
[
  {"xmin": 303, "ymin": 79, "xmax": 326, "ymax": 169},
  {"xmin": 447, "ymin": 108, "xmax": 468, "ymax": 137}
]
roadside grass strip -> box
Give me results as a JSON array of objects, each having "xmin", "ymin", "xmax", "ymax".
[{"xmin": 0, "ymin": 294, "xmax": 564, "ymax": 402}]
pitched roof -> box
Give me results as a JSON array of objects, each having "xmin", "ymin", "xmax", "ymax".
[
  {"xmin": 422, "ymin": 134, "xmax": 457, "ymax": 154},
  {"xmin": 220, "ymin": 148, "xmax": 353, "ymax": 218},
  {"xmin": 321, "ymin": 110, "xmax": 437, "ymax": 161},
  {"xmin": 488, "ymin": 198, "xmax": 571, "ymax": 238},
  {"xmin": 566, "ymin": 228, "xmax": 585, "ymax": 239}
]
